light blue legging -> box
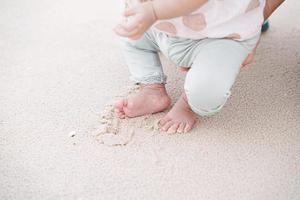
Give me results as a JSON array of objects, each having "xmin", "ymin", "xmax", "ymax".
[{"xmin": 122, "ymin": 28, "xmax": 260, "ymax": 116}]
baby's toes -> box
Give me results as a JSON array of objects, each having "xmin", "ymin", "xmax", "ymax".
[
  {"xmin": 114, "ymin": 99, "xmax": 123, "ymax": 110},
  {"xmin": 114, "ymin": 99, "xmax": 127, "ymax": 118},
  {"xmin": 118, "ymin": 112, "xmax": 126, "ymax": 119},
  {"xmin": 159, "ymin": 116, "xmax": 171, "ymax": 127},
  {"xmin": 184, "ymin": 123, "xmax": 193, "ymax": 133},
  {"xmin": 114, "ymin": 109, "xmax": 125, "ymax": 119},
  {"xmin": 161, "ymin": 121, "xmax": 174, "ymax": 132},
  {"xmin": 167, "ymin": 123, "xmax": 180, "ymax": 134},
  {"xmin": 177, "ymin": 123, "xmax": 186, "ymax": 133}
]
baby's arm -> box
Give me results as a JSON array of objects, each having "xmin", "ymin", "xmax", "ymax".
[
  {"xmin": 114, "ymin": 0, "xmax": 208, "ymax": 40},
  {"xmin": 264, "ymin": 0, "xmax": 285, "ymax": 19},
  {"xmin": 242, "ymin": 0, "xmax": 285, "ymax": 67}
]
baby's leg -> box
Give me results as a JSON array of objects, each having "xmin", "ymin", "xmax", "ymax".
[
  {"xmin": 115, "ymin": 31, "xmax": 171, "ymax": 118},
  {"xmin": 160, "ymin": 36, "xmax": 259, "ymax": 133}
]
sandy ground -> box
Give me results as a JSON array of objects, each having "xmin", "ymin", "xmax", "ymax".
[{"xmin": 0, "ymin": 0, "xmax": 299, "ymax": 199}]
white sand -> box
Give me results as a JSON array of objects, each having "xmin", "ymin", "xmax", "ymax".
[{"xmin": 0, "ymin": 1, "xmax": 299, "ymax": 199}]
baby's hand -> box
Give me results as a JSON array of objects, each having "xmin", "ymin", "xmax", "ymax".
[{"xmin": 114, "ymin": 2, "xmax": 157, "ymax": 40}]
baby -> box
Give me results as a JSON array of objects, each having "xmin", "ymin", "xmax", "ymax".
[{"xmin": 114, "ymin": 0, "xmax": 265, "ymax": 133}]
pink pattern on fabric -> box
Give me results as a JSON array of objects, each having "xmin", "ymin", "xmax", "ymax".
[
  {"xmin": 182, "ymin": 13, "xmax": 207, "ymax": 31},
  {"xmin": 155, "ymin": 22, "xmax": 178, "ymax": 35}
]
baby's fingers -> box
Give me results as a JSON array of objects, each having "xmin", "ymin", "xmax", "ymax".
[
  {"xmin": 114, "ymin": 25, "xmax": 130, "ymax": 37},
  {"xmin": 114, "ymin": 24, "xmax": 140, "ymax": 38},
  {"xmin": 122, "ymin": 17, "xmax": 141, "ymax": 32},
  {"xmin": 124, "ymin": 8, "xmax": 135, "ymax": 17}
]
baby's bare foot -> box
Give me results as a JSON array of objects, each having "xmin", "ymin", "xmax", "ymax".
[
  {"xmin": 114, "ymin": 84, "xmax": 171, "ymax": 119},
  {"xmin": 159, "ymin": 93, "xmax": 198, "ymax": 133}
]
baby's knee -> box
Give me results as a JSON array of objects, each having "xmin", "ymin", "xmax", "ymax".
[{"xmin": 184, "ymin": 74, "xmax": 231, "ymax": 116}]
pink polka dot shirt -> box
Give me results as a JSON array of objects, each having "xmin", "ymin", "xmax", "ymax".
[
  {"xmin": 153, "ymin": 0, "xmax": 265, "ymax": 41},
  {"xmin": 154, "ymin": 0, "xmax": 265, "ymax": 40}
]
